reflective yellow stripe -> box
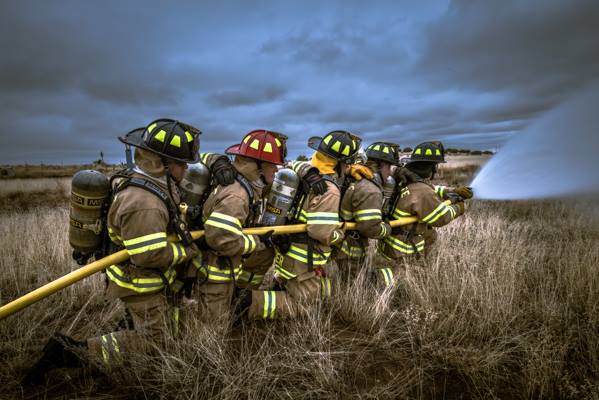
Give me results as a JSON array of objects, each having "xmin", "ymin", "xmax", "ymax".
[
  {"xmin": 123, "ymin": 232, "xmax": 168, "ymax": 255},
  {"xmin": 263, "ymin": 291, "xmax": 276, "ymax": 319},
  {"xmin": 275, "ymin": 264, "xmax": 297, "ymax": 279},
  {"xmin": 108, "ymin": 227, "xmax": 122, "ymax": 242},
  {"xmin": 198, "ymin": 265, "xmax": 241, "ymax": 283},
  {"xmin": 340, "ymin": 240, "xmax": 364, "ymax": 258},
  {"xmin": 354, "ymin": 208, "xmax": 383, "ymax": 221},
  {"xmin": 383, "ymin": 236, "xmax": 425, "ymax": 254},
  {"xmin": 170, "ymin": 242, "xmax": 187, "ymax": 266},
  {"xmin": 286, "ymin": 245, "xmax": 331, "ymax": 265},
  {"xmin": 392, "ymin": 208, "xmax": 412, "ymax": 219},
  {"xmin": 106, "ymin": 265, "xmax": 176, "ymax": 293},
  {"xmin": 200, "ymin": 153, "xmax": 212, "ymax": 164},
  {"xmin": 434, "ymin": 185, "xmax": 446, "ymax": 198},
  {"xmin": 340, "ymin": 209, "xmax": 353, "ymax": 220},
  {"xmin": 191, "ymin": 254, "xmax": 202, "ymax": 269},
  {"xmin": 379, "ymin": 268, "xmax": 393, "ymax": 287},
  {"xmin": 101, "ymin": 335, "xmax": 110, "ymax": 366},
  {"xmin": 320, "ymin": 277, "xmax": 331, "ymax": 299},
  {"xmin": 205, "ymin": 212, "xmax": 243, "ymax": 235},
  {"xmin": 123, "ymin": 232, "xmax": 166, "ymax": 246},
  {"xmin": 306, "ymin": 211, "xmax": 338, "ymax": 225},
  {"xmin": 243, "ymin": 234, "xmax": 257, "ymax": 254},
  {"xmin": 422, "ymin": 202, "xmax": 451, "ymax": 223}
]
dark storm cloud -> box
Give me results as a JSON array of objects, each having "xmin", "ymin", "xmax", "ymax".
[
  {"xmin": 0, "ymin": 0, "xmax": 597, "ymax": 164},
  {"xmin": 417, "ymin": 0, "xmax": 599, "ymax": 114},
  {"xmin": 205, "ymin": 86, "xmax": 287, "ymax": 107}
]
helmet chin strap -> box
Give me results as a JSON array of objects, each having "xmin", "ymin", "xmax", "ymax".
[{"xmin": 162, "ymin": 157, "xmax": 177, "ymax": 203}]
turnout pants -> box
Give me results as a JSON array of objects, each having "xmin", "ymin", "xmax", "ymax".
[
  {"xmin": 87, "ymin": 291, "xmax": 176, "ymax": 368},
  {"xmin": 248, "ymin": 251, "xmax": 332, "ymax": 320}
]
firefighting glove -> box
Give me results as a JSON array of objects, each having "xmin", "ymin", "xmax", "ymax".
[
  {"xmin": 211, "ymin": 156, "xmax": 237, "ymax": 186},
  {"xmin": 272, "ymin": 234, "xmax": 291, "ymax": 254},
  {"xmin": 185, "ymin": 205, "xmax": 203, "ymax": 222},
  {"xmin": 446, "ymin": 192, "xmax": 464, "ymax": 204},
  {"xmin": 394, "ymin": 167, "xmax": 421, "ymax": 186},
  {"xmin": 303, "ymin": 167, "xmax": 328, "ymax": 196},
  {"xmin": 455, "ymin": 201, "xmax": 465, "ymax": 216},
  {"xmin": 453, "ymin": 186, "xmax": 474, "ymax": 199},
  {"xmin": 257, "ymin": 230, "xmax": 275, "ymax": 248}
]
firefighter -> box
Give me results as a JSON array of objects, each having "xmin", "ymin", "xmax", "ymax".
[
  {"xmin": 376, "ymin": 141, "xmax": 467, "ymax": 287},
  {"xmin": 196, "ymin": 130, "xmax": 288, "ymax": 322},
  {"xmin": 335, "ymin": 142, "xmax": 400, "ymax": 277},
  {"xmin": 238, "ymin": 130, "xmax": 361, "ymax": 321},
  {"xmin": 23, "ymin": 119, "xmax": 203, "ymax": 384}
]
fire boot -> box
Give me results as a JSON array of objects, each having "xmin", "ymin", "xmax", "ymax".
[
  {"xmin": 231, "ymin": 288, "xmax": 253, "ymax": 327},
  {"xmin": 22, "ymin": 333, "xmax": 87, "ymax": 386}
]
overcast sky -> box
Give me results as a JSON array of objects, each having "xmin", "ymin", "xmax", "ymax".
[{"xmin": 1, "ymin": 0, "xmax": 598, "ymax": 164}]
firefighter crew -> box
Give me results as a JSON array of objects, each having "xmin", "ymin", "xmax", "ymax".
[
  {"xmin": 237, "ymin": 130, "xmax": 361, "ymax": 321},
  {"xmin": 24, "ymin": 119, "xmax": 203, "ymax": 384},
  {"xmin": 334, "ymin": 142, "xmax": 399, "ymax": 277},
  {"xmin": 197, "ymin": 130, "xmax": 288, "ymax": 322},
  {"xmin": 376, "ymin": 141, "xmax": 467, "ymax": 287}
]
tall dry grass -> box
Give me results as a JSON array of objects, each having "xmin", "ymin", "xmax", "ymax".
[{"xmin": 1, "ymin": 160, "xmax": 599, "ymax": 399}]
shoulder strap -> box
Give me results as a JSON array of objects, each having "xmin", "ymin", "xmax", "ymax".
[
  {"xmin": 235, "ymin": 174, "xmax": 262, "ymax": 227},
  {"xmin": 114, "ymin": 175, "xmax": 193, "ymax": 246}
]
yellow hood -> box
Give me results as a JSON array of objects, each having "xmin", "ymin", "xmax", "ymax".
[{"xmin": 310, "ymin": 151, "xmax": 337, "ymax": 175}]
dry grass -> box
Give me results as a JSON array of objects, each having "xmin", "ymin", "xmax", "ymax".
[{"xmin": 1, "ymin": 158, "xmax": 599, "ymax": 399}]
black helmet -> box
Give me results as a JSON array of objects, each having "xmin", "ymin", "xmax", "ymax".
[
  {"xmin": 365, "ymin": 142, "xmax": 400, "ymax": 165},
  {"xmin": 307, "ymin": 130, "xmax": 362, "ymax": 161},
  {"xmin": 119, "ymin": 118, "xmax": 201, "ymax": 163},
  {"xmin": 407, "ymin": 141, "xmax": 445, "ymax": 163}
]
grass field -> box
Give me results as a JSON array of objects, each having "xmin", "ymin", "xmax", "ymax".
[{"xmin": 1, "ymin": 157, "xmax": 598, "ymax": 399}]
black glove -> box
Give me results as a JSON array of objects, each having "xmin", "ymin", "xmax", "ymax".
[
  {"xmin": 272, "ymin": 234, "xmax": 291, "ymax": 254},
  {"xmin": 72, "ymin": 250, "xmax": 91, "ymax": 266},
  {"xmin": 303, "ymin": 167, "xmax": 328, "ymax": 196},
  {"xmin": 194, "ymin": 236, "xmax": 210, "ymax": 250},
  {"xmin": 394, "ymin": 167, "xmax": 422, "ymax": 186},
  {"xmin": 211, "ymin": 156, "xmax": 237, "ymax": 186},
  {"xmin": 446, "ymin": 192, "xmax": 464, "ymax": 204},
  {"xmin": 257, "ymin": 230, "xmax": 275, "ymax": 248},
  {"xmin": 186, "ymin": 205, "xmax": 203, "ymax": 222}
]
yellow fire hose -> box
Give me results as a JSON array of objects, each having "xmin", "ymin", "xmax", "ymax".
[{"xmin": 0, "ymin": 201, "xmax": 451, "ymax": 321}]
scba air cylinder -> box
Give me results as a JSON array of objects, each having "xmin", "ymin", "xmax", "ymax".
[
  {"xmin": 179, "ymin": 162, "xmax": 211, "ymax": 207},
  {"xmin": 69, "ymin": 170, "xmax": 110, "ymax": 255},
  {"xmin": 260, "ymin": 168, "xmax": 300, "ymax": 226},
  {"xmin": 381, "ymin": 175, "xmax": 397, "ymax": 216}
]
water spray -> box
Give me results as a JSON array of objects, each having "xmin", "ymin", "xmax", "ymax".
[{"xmin": 471, "ymin": 82, "xmax": 599, "ymax": 200}]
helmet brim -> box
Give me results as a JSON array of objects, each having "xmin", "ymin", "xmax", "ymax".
[
  {"xmin": 225, "ymin": 143, "xmax": 285, "ymax": 165},
  {"xmin": 307, "ymin": 136, "xmax": 322, "ymax": 152},
  {"xmin": 119, "ymin": 129, "xmax": 200, "ymax": 164}
]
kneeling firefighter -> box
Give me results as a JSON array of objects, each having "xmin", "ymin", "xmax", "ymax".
[
  {"xmin": 23, "ymin": 119, "xmax": 203, "ymax": 384},
  {"xmin": 334, "ymin": 142, "xmax": 400, "ymax": 277},
  {"xmin": 375, "ymin": 141, "xmax": 469, "ymax": 287},
  {"xmin": 196, "ymin": 130, "xmax": 288, "ymax": 322},
  {"xmin": 237, "ymin": 130, "xmax": 361, "ymax": 321}
]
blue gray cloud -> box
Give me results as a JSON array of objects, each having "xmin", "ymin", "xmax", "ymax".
[{"xmin": 0, "ymin": 0, "xmax": 598, "ymax": 164}]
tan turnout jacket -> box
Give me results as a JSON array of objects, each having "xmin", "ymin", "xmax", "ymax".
[
  {"xmin": 272, "ymin": 161, "xmax": 344, "ymax": 280},
  {"xmin": 199, "ymin": 154, "xmax": 265, "ymax": 283},
  {"xmin": 378, "ymin": 181, "xmax": 463, "ymax": 259},
  {"xmin": 337, "ymin": 173, "xmax": 390, "ymax": 260},
  {"xmin": 105, "ymin": 149, "xmax": 199, "ymax": 299}
]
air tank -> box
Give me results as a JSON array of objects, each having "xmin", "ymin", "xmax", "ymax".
[
  {"xmin": 179, "ymin": 162, "xmax": 211, "ymax": 207},
  {"xmin": 69, "ymin": 170, "xmax": 110, "ymax": 255},
  {"xmin": 260, "ymin": 168, "xmax": 300, "ymax": 226},
  {"xmin": 381, "ymin": 175, "xmax": 397, "ymax": 216}
]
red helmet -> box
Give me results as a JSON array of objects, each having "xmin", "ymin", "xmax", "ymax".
[{"xmin": 225, "ymin": 129, "xmax": 288, "ymax": 165}]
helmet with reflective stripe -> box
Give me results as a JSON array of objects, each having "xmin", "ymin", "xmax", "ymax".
[
  {"xmin": 365, "ymin": 142, "xmax": 401, "ymax": 165},
  {"xmin": 308, "ymin": 130, "xmax": 362, "ymax": 161},
  {"xmin": 119, "ymin": 118, "xmax": 201, "ymax": 163},
  {"xmin": 407, "ymin": 141, "xmax": 446, "ymax": 163},
  {"xmin": 225, "ymin": 129, "xmax": 288, "ymax": 165}
]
